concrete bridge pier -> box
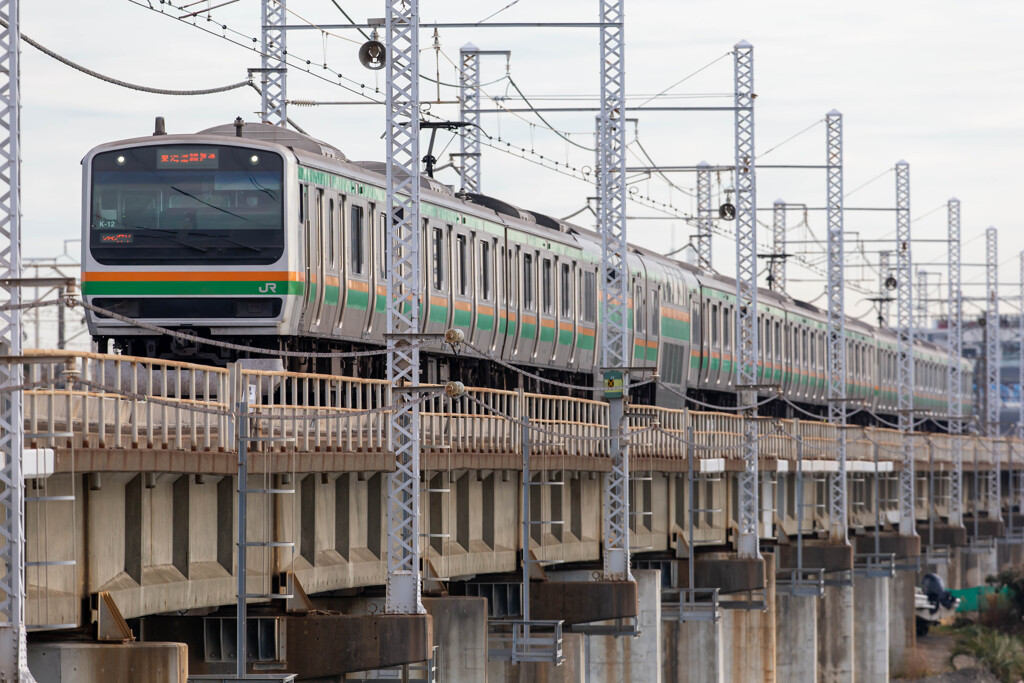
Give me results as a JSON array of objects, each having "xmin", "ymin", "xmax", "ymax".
[
  {"xmin": 488, "ymin": 633, "xmax": 586, "ymax": 683},
  {"xmin": 774, "ymin": 591, "xmax": 817, "ymax": 681},
  {"xmin": 997, "ymin": 539, "xmax": 1024, "ymax": 573},
  {"xmin": 720, "ymin": 552, "xmax": 777, "ymax": 683},
  {"xmin": 663, "ymin": 617, "xmax": 724, "ymax": 683},
  {"xmin": 816, "ymin": 577, "xmax": 854, "ymax": 683},
  {"xmin": 962, "ymin": 543, "xmax": 998, "ymax": 587},
  {"xmin": 852, "ymin": 572, "xmax": 890, "ymax": 683}
]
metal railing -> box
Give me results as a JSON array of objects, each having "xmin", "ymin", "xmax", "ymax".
[
  {"xmin": 18, "ymin": 350, "xmax": 1024, "ymax": 466},
  {"xmin": 487, "ymin": 619, "xmax": 565, "ymax": 664}
]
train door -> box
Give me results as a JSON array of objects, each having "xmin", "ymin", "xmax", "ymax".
[
  {"xmin": 360, "ymin": 203, "xmax": 378, "ymax": 334},
  {"xmin": 514, "ymin": 249, "xmax": 538, "ymax": 364},
  {"xmin": 450, "ymin": 229, "xmax": 473, "ymax": 335},
  {"xmin": 646, "ymin": 284, "xmax": 660, "ymax": 372},
  {"xmin": 367, "ymin": 206, "xmax": 387, "ymax": 335},
  {"xmin": 533, "ymin": 255, "xmax": 556, "ymax": 365},
  {"xmin": 318, "ymin": 193, "xmax": 341, "ymax": 339},
  {"xmin": 473, "ymin": 237, "xmax": 497, "ymax": 354},
  {"xmin": 576, "ymin": 267, "xmax": 597, "ymax": 374},
  {"xmin": 297, "ymin": 183, "xmax": 312, "ymax": 330},
  {"xmin": 553, "ymin": 260, "xmax": 575, "ymax": 367},
  {"xmin": 501, "ymin": 245, "xmax": 519, "ymax": 362},
  {"xmin": 494, "ymin": 244, "xmax": 509, "ymax": 358},
  {"xmin": 302, "ymin": 186, "xmax": 326, "ymax": 336},
  {"xmin": 688, "ymin": 294, "xmax": 703, "ymax": 388},
  {"xmin": 338, "ymin": 199, "xmax": 370, "ymax": 339},
  {"xmin": 632, "ymin": 280, "xmax": 647, "ymax": 368},
  {"xmin": 424, "ymin": 223, "xmax": 452, "ymax": 337}
]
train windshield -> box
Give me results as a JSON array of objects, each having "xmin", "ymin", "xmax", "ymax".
[{"xmin": 89, "ymin": 144, "xmax": 285, "ymax": 265}]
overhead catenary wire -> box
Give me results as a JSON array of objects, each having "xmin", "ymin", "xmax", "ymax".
[{"xmin": 4, "ymin": 16, "xmax": 252, "ymax": 96}]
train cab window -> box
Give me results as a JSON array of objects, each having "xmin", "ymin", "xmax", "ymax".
[
  {"xmin": 560, "ymin": 263, "xmax": 571, "ymax": 317},
  {"xmin": 456, "ymin": 234, "xmax": 468, "ymax": 295},
  {"xmin": 651, "ymin": 288, "xmax": 660, "ymax": 335},
  {"xmin": 480, "ymin": 241, "xmax": 492, "ymax": 300},
  {"xmin": 542, "ymin": 259, "xmax": 553, "ymax": 314},
  {"xmin": 635, "ymin": 285, "xmax": 646, "ymax": 334},
  {"xmin": 327, "ymin": 197, "xmax": 336, "ymax": 267},
  {"xmin": 582, "ymin": 270, "xmax": 596, "ymax": 323},
  {"xmin": 524, "ymin": 254, "xmax": 535, "ymax": 310},
  {"xmin": 431, "ymin": 227, "xmax": 446, "ymax": 291},
  {"xmin": 350, "ymin": 205, "xmax": 365, "ymax": 274}
]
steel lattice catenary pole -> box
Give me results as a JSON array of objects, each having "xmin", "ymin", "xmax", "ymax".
[
  {"xmin": 946, "ymin": 199, "xmax": 963, "ymax": 527},
  {"xmin": 696, "ymin": 161, "xmax": 713, "ymax": 271},
  {"xmin": 458, "ymin": 43, "xmax": 481, "ymax": 193},
  {"xmin": 895, "ymin": 160, "xmax": 916, "ymax": 537},
  {"xmin": 597, "ymin": 0, "xmax": 631, "ymax": 581},
  {"xmin": 825, "ymin": 110, "xmax": 847, "ymax": 542},
  {"xmin": 384, "ymin": 0, "xmax": 425, "ymax": 615},
  {"xmin": 985, "ymin": 227, "xmax": 1001, "ymax": 520},
  {"xmin": 733, "ymin": 40, "xmax": 760, "ymax": 559},
  {"xmin": 771, "ymin": 199, "xmax": 785, "ymax": 292},
  {"xmin": 0, "ymin": 0, "xmax": 33, "ymax": 678},
  {"xmin": 260, "ymin": 0, "xmax": 287, "ymax": 126}
]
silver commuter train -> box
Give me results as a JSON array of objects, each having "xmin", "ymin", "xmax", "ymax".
[{"xmin": 82, "ymin": 120, "xmax": 973, "ymax": 418}]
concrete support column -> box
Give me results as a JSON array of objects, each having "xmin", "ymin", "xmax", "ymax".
[
  {"xmin": 997, "ymin": 540, "xmax": 1024, "ymax": 573},
  {"xmin": 888, "ymin": 569, "xmax": 917, "ymax": 674},
  {"xmin": 488, "ymin": 632, "xmax": 585, "ymax": 683},
  {"xmin": 28, "ymin": 642, "xmax": 187, "ymax": 683},
  {"xmin": 581, "ymin": 568, "xmax": 662, "ymax": 683},
  {"xmin": 962, "ymin": 546, "xmax": 998, "ymax": 588},
  {"xmin": 722, "ymin": 552, "xmax": 776, "ymax": 683},
  {"xmin": 663, "ymin": 618, "xmax": 724, "ymax": 683},
  {"xmin": 816, "ymin": 579, "xmax": 854, "ymax": 682},
  {"xmin": 774, "ymin": 593, "xmax": 816, "ymax": 681},
  {"xmin": 853, "ymin": 574, "xmax": 889, "ymax": 683},
  {"xmin": 422, "ymin": 597, "xmax": 487, "ymax": 682}
]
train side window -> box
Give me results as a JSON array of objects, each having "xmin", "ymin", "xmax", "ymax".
[
  {"xmin": 524, "ymin": 254, "xmax": 535, "ymax": 310},
  {"xmin": 456, "ymin": 234, "xmax": 467, "ymax": 295},
  {"xmin": 299, "ymin": 184, "xmax": 308, "ymax": 225},
  {"xmin": 560, "ymin": 263, "xmax": 571, "ymax": 317},
  {"xmin": 326, "ymin": 196, "xmax": 336, "ymax": 268},
  {"xmin": 582, "ymin": 270, "xmax": 596, "ymax": 323},
  {"xmin": 480, "ymin": 241, "xmax": 492, "ymax": 300},
  {"xmin": 432, "ymin": 227, "xmax": 445, "ymax": 291},
  {"xmin": 379, "ymin": 213, "xmax": 387, "ymax": 278},
  {"xmin": 542, "ymin": 259, "xmax": 553, "ymax": 314},
  {"xmin": 774, "ymin": 321, "xmax": 782, "ymax": 361},
  {"xmin": 349, "ymin": 204, "xmax": 365, "ymax": 274},
  {"xmin": 711, "ymin": 304, "xmax": 719, "ymax": 348},
  {"xmin": 651, "ymin": 288, "xmax": 660, "ymax": 335},
  {"xmin": 508, "ymin": 249, "xmax": 518, "ymax": 307},
  {"xmin": 635, "ymin": 284, "xmax": 646, "ymax": 334},
  {"xmin": 722, "ymin": 308, "xmax": 729, "ymax": 351}
]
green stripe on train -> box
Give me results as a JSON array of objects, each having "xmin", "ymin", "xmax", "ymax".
[{"xmin": 83, "ymin": 280, "xmax": 305, "ymax": 296}]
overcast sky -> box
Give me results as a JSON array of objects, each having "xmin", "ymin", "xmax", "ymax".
[{"xmin": 19, "ymin": 0, "xmax": 1024, "ymax": 326}]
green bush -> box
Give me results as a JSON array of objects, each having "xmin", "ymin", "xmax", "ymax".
[
  {"xmin": 952, "ymin": 625, "xmax": 1024, "ymax": 683},
  {"xmin": 989, "ymin": 567, "xmax": 1024, "ymax": 621}
]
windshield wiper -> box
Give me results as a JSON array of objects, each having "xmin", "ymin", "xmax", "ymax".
[
  {"xmin": 188, "ymin": 231, "xmax": 262, "ymax": 253},
  {"xmin": 170, "ymin": 186, "xmax": 249, "ymax": 221},
  {"xmin": 126, "ymin": 225, "xmax": 208, "ymax": 253}
]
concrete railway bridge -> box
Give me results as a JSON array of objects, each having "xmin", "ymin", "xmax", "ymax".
[{"xmin": 12, "ymin": 349, "xmax": 1023, "ymax": 682}]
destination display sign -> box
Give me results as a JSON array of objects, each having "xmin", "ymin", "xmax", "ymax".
[{"xmin": 156, "ymin": 147, "xmax": 219, "ymax": 169}]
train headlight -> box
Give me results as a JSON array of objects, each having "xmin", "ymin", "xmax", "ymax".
[
  {"xmin": 115, "ymin": 155, "xmax": 126, "ymax": 166},
  {"xmin": 249, "ymin": 154, "xmax": 260, "ymax": 165}
]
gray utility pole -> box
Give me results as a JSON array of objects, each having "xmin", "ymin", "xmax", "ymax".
[
  {"xmin": 895, "ymin": 161, "xmax": 916, "ymax": 537},
  {"xmin": 696, "ymin": 161, "xmax": 713, "ymax": 270},
  {"xmin": 0, "ymin": 1, "xmax": 32, "ymax": 679},
  {"xmin": 733, "ymin": 41, "xmax": 761, "ymax": 559},
  {"xmin": 825, "ymin": 111, "xmax": 848, "ymax": 543},
  {"xmin": 384, "ymin": 0, "xmax": 425, "ymax": 615},
  {"xmin": 597, "ymin": 0, "xmax": 631, "ymax": 581},
  {"xmin": 985, "ymin": 227, "xmax": 1001, "ymax": 521},
  {"xmin": 771, "ymin": 199, "xmax": 786, "ymax": 292},
  {"xmin": 260, "ymin": 0, "xmax": 287, "ymax": 125},
  {"xmin": 947, "ymin": 199, "xmax": 963, "ymax": 527}
]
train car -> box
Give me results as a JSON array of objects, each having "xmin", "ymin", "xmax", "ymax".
[{"xmin": 82, "ymin": 120, "xmax": 972, "ymax": 419}]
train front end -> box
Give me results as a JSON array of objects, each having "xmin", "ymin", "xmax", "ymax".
[{"xmin": 82, "ymin": 133, "xmax": 298, "ymax": 362}]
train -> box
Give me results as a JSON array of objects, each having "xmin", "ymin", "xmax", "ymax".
[{"xmin": 81, "ymin": 119, "xmax": 973, "ymax": 421}]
